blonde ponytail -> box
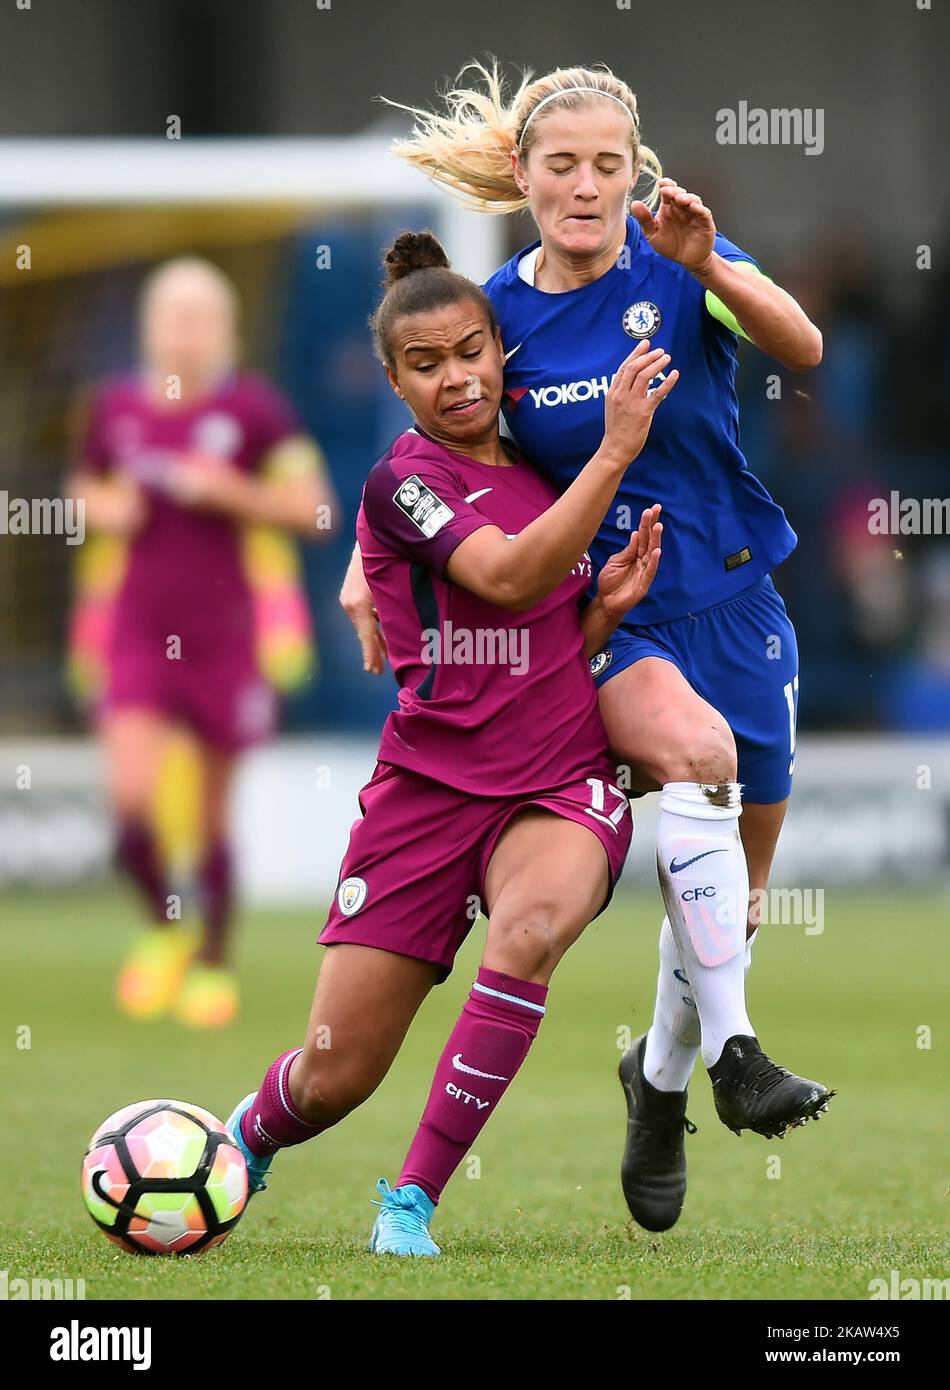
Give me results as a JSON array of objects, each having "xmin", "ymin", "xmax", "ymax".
[{"xmin": 381, "ymin": 59, "xmax": 662, "ymax": 216}]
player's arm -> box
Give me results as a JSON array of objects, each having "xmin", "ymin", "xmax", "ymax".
[
  {"xmin": 65, "ymin": 471, "xmax": 145, "ymax": 536},
  {"xmin": 445, "ymin": 344, "xmax": 676, "ymax": 612},
  {"xmin": 65, "ymin": 389, "xmax": 146, "ymax": 535},
  {"xmin": 695, "ymin": 256, "xmax": 822, "ymax": 369},
  {"xmin": 163, "ymin": 437, "xmax": 338, "ymax": 539},
  {"xmin": 580, "ymin": 505, "xmax": 663, "ymax": 657},
  {"xmin": 347, "ymin": 344, "xmax": 674, "ymax": 646},
  {"xmin": 340, "ymin": 541, "xmax": 387, "ymax": 675},
  {"xmin": 630, "ymin": 177, "xmax": 822, "ymax": 370}
]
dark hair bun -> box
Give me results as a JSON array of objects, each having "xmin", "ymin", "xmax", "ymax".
[{"xmin": 383, "ymin": 229, "xmax": 450, "ymax": 286}]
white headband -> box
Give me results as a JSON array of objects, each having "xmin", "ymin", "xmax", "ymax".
[{"xmin": 519, "ymin": 87, "xmax": 635, "ymax": 144}]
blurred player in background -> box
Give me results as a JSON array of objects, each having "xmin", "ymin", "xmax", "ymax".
[
  {"xmin": 342, "ymin": 61, "xmax": 831, "ymax": 1232},
  {"xmin": 68, "ymin": 257, "xmax": 337, "ymax": 1028}
]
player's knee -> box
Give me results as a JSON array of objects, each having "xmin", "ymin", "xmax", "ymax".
[
  {"xmin": 659, "ymin": 718, "xmax": 737, "ymax": 784},
  {"xmin": 111, "ymin": 779, "xmax": 153, "ymax": 824},
  {"xmin": 686, "ymin": 720, "xmax": 737, "ymax": 783},
  {"xmin": 487, "ymin": 906, "xmax": 560, "ymax": 976}
]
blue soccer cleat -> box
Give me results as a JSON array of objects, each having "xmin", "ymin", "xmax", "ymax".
[
  {"xmin": 368, "ymin": 1178, "xmax": 441, "ymax": 1256},
  {"xmin": 226, "ymin": 1093, "xmax": 274, "ymax": 1199}
]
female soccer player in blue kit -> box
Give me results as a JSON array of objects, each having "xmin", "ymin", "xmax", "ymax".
[{"xmin": 342, "ymin": 62, "xmax": 833, "ymax": 1233}]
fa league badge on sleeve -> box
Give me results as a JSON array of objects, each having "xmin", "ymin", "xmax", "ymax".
[
  {"xmin": 393, "ymin": 475, "xmax": 455, "ymax": 538},
  {"xmin": 622, "ymin": 302, "xmax": 662, "ymax": 338}
]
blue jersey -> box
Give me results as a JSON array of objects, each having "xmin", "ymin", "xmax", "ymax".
[{"xmin": 483, "ymin": 215, "xmax": 797, "ymax": 625}]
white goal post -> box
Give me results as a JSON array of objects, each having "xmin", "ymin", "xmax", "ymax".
[{"xmin": 0, "ymin": 136, "xmax": 506, "ymax": 284}]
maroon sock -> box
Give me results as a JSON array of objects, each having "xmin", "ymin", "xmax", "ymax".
[
  {"xmin": 239, "ymin": 1048, "xmax": 335, "ymax": 1158},
  {"xmin": 116, "ymin": 818, "xmax": 169, "ymax": 924},
  {"xmin": 398, "ymin": 966, "xmax": 548, "ymax": 1203},
  {"xmin": 197, "ymin": 837, "xmax": 233, "ymax": 965}
]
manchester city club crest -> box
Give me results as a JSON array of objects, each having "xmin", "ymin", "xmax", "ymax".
[
  {"xmin": 590, "ymin": 649, "xmax": 613, "ymax": 677},
  {"xmin": 337, "ymin": 876, "xmax": 368, "ymax": 916},
  {"xmin": 622, "ymin": 301, "xmax": 662, "ymax": 338}
]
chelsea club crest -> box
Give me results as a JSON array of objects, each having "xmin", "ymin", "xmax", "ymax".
[{"xmin": 622, "ymin": 301, "xmax": 662, "ymax": 338}]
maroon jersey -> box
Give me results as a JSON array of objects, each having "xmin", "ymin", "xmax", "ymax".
[
  {"xmin": 358, "ymin": 426, "xmax": 612, "ymax": 797},
  {"xmin": 81, "ymin": 371, "xmax": 300, "ymax": 645}
]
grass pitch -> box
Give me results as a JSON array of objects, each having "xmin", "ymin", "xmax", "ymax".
[{"xmin": 1, "ymin": 886, "xmax": 945, "ymax": 1300}]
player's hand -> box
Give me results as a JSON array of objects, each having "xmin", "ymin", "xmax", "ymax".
[
  {"xmin": 340, "ymin": 546, "xmax": 388, "ymax": 675},
  {"xmin": 597, "ymin": 505, "xmax": 663, "ymax": 618},
  {"xmin": 66, "ymin": 473, "xmax": 147, "ymax": 537},
  {"xmin": 630, "ymin": 178, "xmax": 716, "ymax": 275},
  {"xmin": 601, "ymin": 341, "xmax": 679, "ymax": 466},
  {"xmin": 111, "ymin": 480, "xmax": 147, "ymax": 535},
  {"xmin": 163, "ymin": 455, "xmax": 244, "ymax": 509}
]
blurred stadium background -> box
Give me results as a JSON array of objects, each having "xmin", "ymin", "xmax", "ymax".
[
  {"xmin": 0, "ymin": 0, "xmax": 947, "ymax": 1304},
  {"xmin": 0, "ymin": 0, "xmax": 948, "ymax": 899}
]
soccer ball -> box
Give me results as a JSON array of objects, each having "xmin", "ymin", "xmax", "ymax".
[{"xmin": 81, "ymin": 1099, "xmax": 248, "ymax": 1255}]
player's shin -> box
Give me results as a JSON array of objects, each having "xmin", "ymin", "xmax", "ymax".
[
  {"xmin": 173, "ymin": 838, "xmax": 240, "ymax": 1026},
  {"xmin": 643, "ymin": 916, "xmax": 702, "ymax": 1092},
  {"xmin": 116, "ymin": 817, "xmax": 169, "ymax": 923},
  {"xmin": 655, "ymin": 782, "xmax": 752, "ymax": 1069},
  {"xmin": 397, "ymin": 967, "xmax": 548, "ymax": 1203},
  {"xmin": 196, "ymin": 837, "xmax": 233, "ymax": 964},
  {"xmin": 115, "ymin": 817, "xmax": 197, "ymax": 1018}
]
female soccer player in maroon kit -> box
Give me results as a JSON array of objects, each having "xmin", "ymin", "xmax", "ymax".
[
  {"xmin": 225, "ymin": 229, "xmax": 670, "ymax": 1255},
  {"xmin": 69, "ymin": 258, "xmax": 336, "ymax": 1027}
]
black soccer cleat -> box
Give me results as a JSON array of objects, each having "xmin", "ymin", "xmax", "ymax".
[
  {"xmin": 618, "ymin": 1033, "xmax": 697, "ymax": 1232},
  {"xmin": 708, "ymin": 1034, "xmax": 836, "ymax": 1140}
]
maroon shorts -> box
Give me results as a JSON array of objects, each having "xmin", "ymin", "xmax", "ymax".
[
  {"xmin": 319, "ymin": 760, "xmax": 633, "ymax": 978},
  {"xmin": 101, "ymin": 631, "xmax": 275, "ymax": 753}
]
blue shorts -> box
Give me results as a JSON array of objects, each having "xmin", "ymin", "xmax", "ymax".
[{"xmin": 591, "ymin": 575, "xmax": 799, "ymax": 804}]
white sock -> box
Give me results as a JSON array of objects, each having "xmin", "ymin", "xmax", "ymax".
[
  {"xmin": 644, "ymin": 919, "xmax": 759, "ymax": 1092},
  {"xmin": 643, "ymin": 916, "xmax": 702, "ymax": 1093},
  {"xmin": 656, "ymin": 782, "xmax": 753, "ymax": 1068}
]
